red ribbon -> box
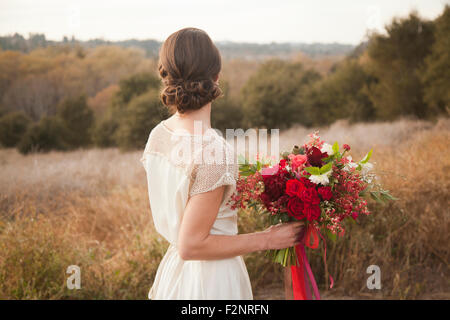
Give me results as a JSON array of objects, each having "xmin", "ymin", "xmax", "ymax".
[{"xmin": 290, "ymin": 224, "xmax": 334, "ymax": 300}]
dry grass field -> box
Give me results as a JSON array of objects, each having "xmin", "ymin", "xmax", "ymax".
[{"xmin": 0, "ymin": 118, "xmax": 449, "ymax": 299}]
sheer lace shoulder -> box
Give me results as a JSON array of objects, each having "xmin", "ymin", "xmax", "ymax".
[
  {"xmin": 189, "ymin": 134, "xmax": 238, "ymax": 197},
  {"xmin": 140, "ymin": 122, "xmax": 238, "ymax": 198}
]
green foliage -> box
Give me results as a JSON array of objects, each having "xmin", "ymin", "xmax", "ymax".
[
  {"xmin": 116, "ymin": 89, "xmax": 168, "ymax": 150},
  {"xmin": 114, "ymin": 72, "xmax": 161, "ymax": 107},
  {"xmin": 57, "ymin": 95, "xmax": 94, "ymax": 147},
  {"xmin": 319, "ymin": 162, "xmax": 332, "ymax": 174},
  {"xmin": 0, "ymin": 111, "xmax": 32, "ymax": 147},
  {"xmin": 92, "ymin": 113, "xmax": 119, "ymax": 148},
  {"xmin": 211, "ymin": 80, "xmax": 243, "ymax": 132},
  {"xmin": 360, "ymin": 149, "xmax": 373, "ymax": 164},
  {"xmin": 93, "ymin": 72, "xmax": 162, "ymax": 149},
  {"xmin": 241, "ymin": 59, "xmax": 321, "ymax": 129},
  {"xmin": 421, "ymin": 5, "xmax": 450, "ymax": 115},
  {"xmin": 18, "ymin": 116, "xmax": 69, "ymax": 154},
  {"xmin": 305, "ymin": 166, "xmax": 320, "ymax": 175},
  {"xmin": 303, "ymin": 59, "xmax": 376, "ymax": 125},
  {"xmin": 366, "ymin": 12, "xmax": 435, "ymax": 119}
]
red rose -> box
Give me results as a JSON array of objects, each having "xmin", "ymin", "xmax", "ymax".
[
  {"xmin": 285, "ymin": 179, "xmax": 306, "ymax": 197},
  {"xmin": 287, "ymin": 197, "xmax": 305, "ymax": 220},
  {"xmin": 343, "ymin": 144, "xmax": 351, "ymax": 151},
  {"xmin": 299, "ymin": 177, "xmax": 314, "ymax": 188},
  {"xmin": 303, "ymin": 204, "xmax": 321, "ymax": 221},
  {"xmin": 279, "ymin": 159, "xmax": 287, "ymax": 168},
  {"xmin": 318, "ymin": 186, "xmax": 333, "ymax": 201},
  {"xmin": 299, "ymin": 187, "xmax": 320, "ymax": 205}
]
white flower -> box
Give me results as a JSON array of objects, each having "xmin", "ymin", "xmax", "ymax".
[
  {"xmin": 320, "ymin": 143, "xmax": 334, "ymax": 156},
  {"xmin": 344, "ymin": 156, "xmax": 358, "ymax": 171},
  {"xmin": 308, "ymin": 171, "xmax": 331, "ymax": 185},
  {"xmin": 360, "ymin": 162, "xmax": 373, "ymax": 175}
]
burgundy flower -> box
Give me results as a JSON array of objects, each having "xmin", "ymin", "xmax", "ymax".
[
  {"xmin": 285, "ymin": 179, "xmax": 306, "ymax": 197},
  {"xmin": 299, "ymin": 187, "xmax": 321, "ymax": 205},
  {"xmin": 303, "ymin": 204, "xmax": 321, "ymax": 221},
  {"xmin": 318, "ymin": 186, "xmax": 333, "ymax": 201},
  {"xmin": 343, "ymin": 144, "xmax": 351, "ymax": 151},
  {"xmin": 287, "ymin": 197, "xmax": 305, "ymax": 220},
  {"xmin": 307, "ymin": 146, "xmax": 327, "ymax": 167},
  {"xmin": 261, "ymin": 169, "xmax": 288, "ymax": 209}
]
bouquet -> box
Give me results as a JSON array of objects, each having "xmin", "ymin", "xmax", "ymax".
[{"xmin": 228, "ymin": 132, "xmax": 396, "ymax": 299}]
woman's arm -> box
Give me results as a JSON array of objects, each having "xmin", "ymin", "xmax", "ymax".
[{"xmin": 177, "ymin": 186, "xmax": 304, "ymax": 261}]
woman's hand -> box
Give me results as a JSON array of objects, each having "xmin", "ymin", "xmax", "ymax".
[
  {"xmin": 262, "ymin": 221, "xmax": 304, "ymax": 250},
  {"xmin": 178, "ymin": 186, "xmax": 304, "ymax": 260}
]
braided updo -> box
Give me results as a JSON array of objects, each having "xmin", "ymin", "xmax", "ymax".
[{"xmin": 158, "ymin": 28, "xmax": 223, "ymax": 114}]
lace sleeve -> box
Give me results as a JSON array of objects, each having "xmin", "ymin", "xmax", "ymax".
[{"xmin": 189, "ymin": 136, "xmax": 238, "ymax": 197}]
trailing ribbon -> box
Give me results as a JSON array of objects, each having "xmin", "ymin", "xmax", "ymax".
[{"xmin": 290, "ymin": 224, "xmax": 334, "ymax": 300}]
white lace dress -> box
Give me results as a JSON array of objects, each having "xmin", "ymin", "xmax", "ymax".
[{"xmin": 140, "ymin": 121, "xmax": 253, "ymax": 300}]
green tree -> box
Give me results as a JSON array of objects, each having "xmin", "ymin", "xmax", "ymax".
[
  {"xmin": 92, "ymin": 112, "xmax": 119, "ymax": 148},
  {"xmin": 116, "ymin": 89, "xmax": 168, "ymax": 150},
  {"xmin": 366, "ymin": 12, "xmax": 435, "ymax": 119},
  {"xmin": 421, "ymin": 5, "xmax": 450, "ymax": 115},
  {"xmin": 114, "ymin": 72, "xmax": 161, "ymax": 107},
  {"xmin": 303, "ymin": 59, "xmax": 376, "ymax": 125},
  {"xmin": 18, "ymin": 116, "xmax": 69, "ymax": 154},
  {"xmin": 211, "ymin": 80, "xmax": 243, "ymax": 132},
  {"xmin": 57, "ymin": 95, "xmax": 94, "ymax": 148},
  {"xmin": 0, "ymin": 111, "xmax": 32, "ymax": 147},
  {"xmin": 241, "ymin": 59, "xmax": 321, "ymax": 129},
  {"xmin": 95, "ymin": 72, "xmax": 161, "ymax": 147}
]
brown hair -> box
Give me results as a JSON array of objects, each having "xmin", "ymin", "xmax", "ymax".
[{"xmin": 158, "ymin": 28, "xmax": 222, "ymax": 114}]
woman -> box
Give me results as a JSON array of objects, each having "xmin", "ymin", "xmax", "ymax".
[{"xmin": 141, "ymin": 27, "xmax": 303, "ymax": 300}]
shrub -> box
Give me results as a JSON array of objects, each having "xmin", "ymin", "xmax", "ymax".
[
  {"xmin": 0, "ymin": 111, "xmax": 32, "ymax": 147},
  {"xmin": 114, "ymin": 72, "xmax": 161, "ymax": 107},
  {"xmin": 302, "ymin": 60, "xmax": 376, "ymax": 125},
  {"xmin": 241, "ymin": 59, "xmax": 321, "ymax": 129},
  {"xmin": 92, "ymin": 114, "xmax": 119, "ymax": 148},
  {"xmin": 116, "ymin": 89, "xmax": 168, "ymax": 150},
  {"xmin": 18, "ymin": 116, "xmax": 69, "ymax": 154},
  {"xmin": 211, "ymin": 80, "xmax": 244, "ymax": 132},
  {"xmin": 57, "ymin": 95, "xmax": 94, "ymax": 148}
]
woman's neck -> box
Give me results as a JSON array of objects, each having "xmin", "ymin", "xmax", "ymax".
[{"xmin": 166, "ymin": 103, "xmax": 212, "ymax": 134}]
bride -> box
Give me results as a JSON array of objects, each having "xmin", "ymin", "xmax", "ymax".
[{"xmin": 140, "ymin": 27, "xmax": 303, "ymax": 300}]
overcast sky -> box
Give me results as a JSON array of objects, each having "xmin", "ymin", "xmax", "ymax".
[{"xmin": 0, "ymin": 0, "xmax": 448, "ymax": 44}]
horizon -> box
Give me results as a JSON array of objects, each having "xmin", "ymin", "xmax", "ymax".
[
  {"xmin": 1, "ymin": 32, "xmax": 359, "ymax": 46},
  {"xmin": 0, "ymin": 0, "xmax": 447, "ymax": 45}
]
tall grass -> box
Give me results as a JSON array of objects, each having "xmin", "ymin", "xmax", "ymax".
[{"xmin": 0, "ymin": 118, "xmax": 448, "ymax": 299}]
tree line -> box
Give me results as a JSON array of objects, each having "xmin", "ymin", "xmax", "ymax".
[{"xmin": 0, "ymin": 7, "xmax": 448, "ymax": 154}]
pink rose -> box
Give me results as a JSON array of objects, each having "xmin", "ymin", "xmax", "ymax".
[
  {"xmin": 288, "ymin": 154, "xmax": 307, "ymax": 172},
  {"xmin": 261, "ymin": 164, "xmax": 280, "ymax": 176}
]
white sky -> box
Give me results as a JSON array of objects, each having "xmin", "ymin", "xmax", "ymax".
[{"xmin": 0, "ymin": 0, "xmax": 448, "ymax": 44}]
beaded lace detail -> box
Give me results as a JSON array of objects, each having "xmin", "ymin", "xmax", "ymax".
[{"xmin": 141, "ymin": 122, "xmax": 238, "ymax": 199}]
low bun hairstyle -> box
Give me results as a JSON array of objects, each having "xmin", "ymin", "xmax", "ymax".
[{"xmin": 158, "ymin": 28, "xmax": 222, "ymax": 114}]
